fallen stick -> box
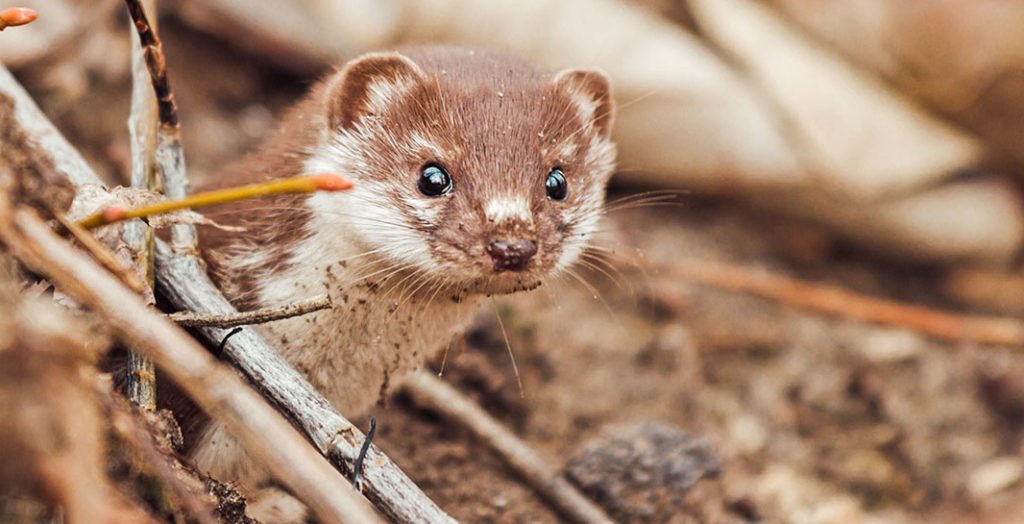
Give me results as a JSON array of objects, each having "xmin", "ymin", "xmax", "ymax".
[
  {"xmin": 123, "ymin": 0, "xmax": 161, "ymax": 410},
  {"xmin": 670, "ymin": 258, "xmax": 1024, "ymax": 346},
  {"xmin": 0, "ymin": 63, "xmax": 457, "ymax": 523},
  {"xmin": 0, "ymin": 205, "xmax": 383, "ymax": 524},
  {"xmin": 404, "ymin": 372, "xmax": 615, "ymax": 524},
  {"xmin": 52, "ymin": 210, "xmax": 149, "ymax": 295},
  {"xmin": 124, "ymin": 0, "xmax": 195, "ymax": 252},
  {"xmin": 169, "ymin": 294, "xmax": 332, "ymax": 328}
]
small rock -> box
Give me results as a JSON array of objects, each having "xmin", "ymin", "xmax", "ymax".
[
  {"xmin": 967, "ymin": 456, "xmax": 1023, "ymax": 500},
  {"xmin": 854, "ymin": 328, "xmax": 923, "ymax": 363},
  {"xmin": 727, "ymin": 414, "xmax": 767, "ymax": 454},
  {"xmin": 800, "ymin": 495, "xmax": 863, "ymax": 524},
  {"xmin": 491, "ymin": 494, "xmax": 509, "ymax": 509},
  {"xmin": 564, "ymin": 421, "xmax": 721, "ymax": 523}
]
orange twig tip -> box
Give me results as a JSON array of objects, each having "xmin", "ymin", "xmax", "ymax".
[
  {"xmin": 77, "ymin": 173, "xmax": 354, "ymax": 230},
  {"xmin": 0, "ymin": 7, "xmax": 37, "ymax": 30},
  {"xmin": 102, "ymin": 207, "xmax": 128, "ymax": 224},
  {"xmin": 309, "ymin": 173, "xmax": 354, "ymax": 191}
]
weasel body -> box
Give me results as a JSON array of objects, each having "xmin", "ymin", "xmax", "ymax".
[{"xmin": 189, "ymin": 45, "xmax": 616, "ymax": 492}]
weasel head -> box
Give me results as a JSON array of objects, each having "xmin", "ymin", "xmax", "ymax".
[{"xmin": 306, "ymin": 47, "xmax": 616, "ymax": 297}]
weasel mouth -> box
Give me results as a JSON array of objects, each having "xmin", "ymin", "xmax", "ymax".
[
  {"xmin": 478, "ymin": 274, "xmax": 543, "ymax": 296},
  {"xmin": 448, "ymin": 278, "xmax": 542, "ymax": 303}
]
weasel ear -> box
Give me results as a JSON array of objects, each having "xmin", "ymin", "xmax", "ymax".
[
  {"xmin": 554, "ymin": 68, "xmax": 614, "ymax": 140},
  {"xmin": 325, "ymin": 52, "xmax": 426, "ymax": 131}
]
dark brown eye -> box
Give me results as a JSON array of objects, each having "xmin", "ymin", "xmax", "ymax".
[
  {"xmin": 418, "ymin": 164, "xmax": 452, "ymax": 197},
  {"xmin": 545, "ymin": 168, "xmax": 567, "ymax": 200}
]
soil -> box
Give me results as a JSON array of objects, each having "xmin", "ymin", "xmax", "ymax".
[{"xmin": 17, "ymin": 15, "xmax": 1024, "ymax": 523}]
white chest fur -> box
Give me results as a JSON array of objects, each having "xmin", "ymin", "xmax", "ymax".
[
  {"xmin": 255, "ymin": 231, "xmax": 484, "ymax": 416},
  {"xmin": 192, "ymin": 209, "xmax": 484, "ymax": 486}
]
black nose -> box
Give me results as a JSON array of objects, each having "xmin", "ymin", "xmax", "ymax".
[{"xmin": 486, "ymin": 239, "xmax": 537, "ymax": 272}]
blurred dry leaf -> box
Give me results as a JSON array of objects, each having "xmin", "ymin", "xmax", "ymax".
[
  {"xmin": 689, "ymin": 0, "xmax": 982, "ymax": 201},
  {"xmin": 174, "ymin": 0, "xmax": 404, "ymax": 72},
  {"xmin": 179, "ymin": 0, "xmax": 808, "ymax": 192},
  {"xmin": 755, "ymin": 178, "xmax": 1024, "ymax": 262},
  {"xmin": 766, "ymin": 0, "xmax": 1024, "ymax": 169},
  {"xmin": 0, "ymin": 282, "xmax": 157, "ymax": 524}
]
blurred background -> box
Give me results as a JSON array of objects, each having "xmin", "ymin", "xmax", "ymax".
[{"xmin": 5, "ymin": 0, "xmax": 1024, "ymax": 522}]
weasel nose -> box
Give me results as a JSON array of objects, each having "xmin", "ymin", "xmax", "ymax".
[{"xmin": 486, "ymin": 239, "xmax": 537, "ymax": 272}]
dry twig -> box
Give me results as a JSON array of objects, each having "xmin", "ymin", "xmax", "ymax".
[
  {"xmin": 52, "ymin": 210, "xmax": 148, "ymax": 294},
  {"xmin": 122, "ymin": 0, "xmax": 160, "ymax": 410},
  {"xmin": 169, "ymin": 294, "xmax": 332, "ymax": 328},
  {"xmin": 404, "ymin": 372, "xmax": 615, "ymax": 524},
  {"xmin": 124, "ymin": 0, "xmax": 194, "ymax": 251},
  {"xmin": 78, "ymin": 173, "xmax": 353, "ymax": 229},
  {"xmin": 0, "ymin": 270, "xmax": 159, "ymax": 524},
  {"xmin": 670, "ymin": 258, "xmax": 1024, "ymax": 346}
]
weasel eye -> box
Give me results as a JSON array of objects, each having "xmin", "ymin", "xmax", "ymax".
[
  {"xmin": 545, "ymin": 168, "xmax": 568, "ymax": 200},
  {"xmin": 418, "ymin": 164, "xmax": 453, "ymax": 197}
]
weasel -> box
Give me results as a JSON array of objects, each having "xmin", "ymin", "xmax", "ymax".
[{"xmin": 187, "ymin": 45, "xmax": 616, "ymax": 512}]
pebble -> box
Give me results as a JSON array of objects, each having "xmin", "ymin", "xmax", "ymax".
[
  {"xmin": 967, "ymin": 456, "xmax": 1023, "ymax": 500},
  {"xmin": 854, "ymin": 328, "xmax": 923, "ymax": 363}
]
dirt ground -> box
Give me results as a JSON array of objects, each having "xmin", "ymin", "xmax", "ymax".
[{"xmin": 19, "ymin": 16, "xmax": 1024, "ymax": 524}]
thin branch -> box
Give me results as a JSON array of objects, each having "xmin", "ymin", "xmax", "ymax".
[
  {"xmin": 0, "ymin": 205, "xmax": 383, "ymax": 524},
  {"xmin": 404, "ymin": 372, "xmax": 615, "ymax": 524},
  {"xmin": 51, "ymin": 211, "xmax": 149, "ymax": 295},
  {"xmin": 77, "ymin": 173, "xmax": 352, "ymax": 229},
  {"xmin": 120, "ymin": 2, "xmax": 451, "ymax": 514},
  {"xmin": 123, "ymin": 0, "xmax": 194, "ymax": 251},
  {"xmin": 169, "ymin": 294, "xmax": 332, "ymax": 328},
  {"xmin": 0, "ymin": 63, "xmax": 457, "ymax": 523},
  {"xmin": 124, "ymin": 0, "xmax": 177, "ymax": 128},
  {"xmin": 669, "ymin": 258, "xmax": 1024, "ymax": 346},
  {"xmin": 123, "ymin": 0, "xmax": 160, "ymax": 411}
]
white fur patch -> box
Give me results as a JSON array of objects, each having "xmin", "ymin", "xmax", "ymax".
[
  {"xmin": 556, "ymin": 142, "xmax": 578, "ymax": 160},
  {"xmin": 365, "ymin": 76, "xmax": 416, "ymax": 116},
  {"xmin": 408, "ymin": 132, "xmax": 445, "ymax": 158},
  {"xmin": 303, "ymin": 129, "xmax": 438, "ymax": 274},
  {"xmin": 565, "ymin": 87, "xmax": 598, "ymax": 127},
  {"xmin": 484, "ymin": 196, "xmax": 531, "ymax": 224}
]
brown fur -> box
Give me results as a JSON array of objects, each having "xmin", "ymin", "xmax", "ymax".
[
  {"xmin": 174, "ymin": 47, "xmax": 616, "ymax": 500},
  {"xmin": 195, "ymin": 81, "xmax": 337, "ymax": 310}
]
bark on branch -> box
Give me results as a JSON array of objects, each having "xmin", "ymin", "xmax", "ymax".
[
  {"xmin": 168, "ymin": 294, "xmax": 332, "ymax": 328},
  {"xmin": 123, "ymin": 0, "xmax": 160, "ymax": 411}
]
